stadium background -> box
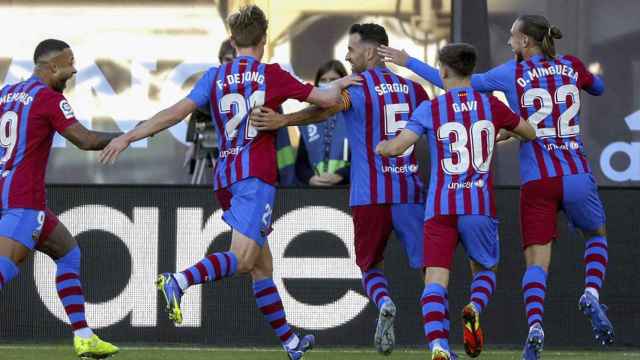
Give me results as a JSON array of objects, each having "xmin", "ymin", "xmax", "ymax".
[{"xmin": 0, "ymin": 0, "xmax": 639, "ymax": 351}]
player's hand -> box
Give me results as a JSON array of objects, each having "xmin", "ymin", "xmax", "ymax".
[
  {"xmin": 334, "ymin": 74, "xmax": 362, "ymax": 89},
  {"xmin": 99, "ymin": 135, "xmax": 131, "ymax": 165},
  {"xmin": 378, "ymin": 45, "xmax": 409, "ymax": 66},
  {"xmin": 496, "ymin": 129, "xmax": 523, "ymax": 144},
  {"xmin": 375, "ymin": 140, "xmax": 389, "ymax": 156},
  {"xmin": 250, "ymin": 107, "xmax": 287, "ymax": 130},
  {"xmin": 309, "ymin": 173, "xmax": 343, "ymax": 186}
]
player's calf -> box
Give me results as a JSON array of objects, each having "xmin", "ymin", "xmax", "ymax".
[
  {"xmin": 463, "ymin": 270, "xmax": 495, "ymax": 357},
  {"xmin": 55, "ymin": 246, "xmax": 95, "ymax": 339}
]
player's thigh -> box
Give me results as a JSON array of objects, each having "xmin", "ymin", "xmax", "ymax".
[
  {"xmin": 35, "ymin": 209, "xmax": 77, "ymax": 260},
  {"xmin": 0, "ymin": 208, "xmax": 45, "ymax": 263},
  {"xmin": 457, "ymin": 215, "xmax": 500, "ymax": 270},
  {"xmin": 423, "ymin": 215, "xmax": 459, "ymax": 270},
  {"xmin": 223, "ymin": 177, "xmax": 276, "ymax": 248},
  {"xmin": 391, "ymin": 202, "xmax": 425, "ymax": 270},
  {"xmin": 520, "ymin": 177, "xmax": 562, "ymax": 250},
  {"xmin": 351, "ymin": 204, "xmax": 393, "ymax": 272},
  {"xmin": 562, "ymin": 174, "xmax": 606, "ymax": 233}
]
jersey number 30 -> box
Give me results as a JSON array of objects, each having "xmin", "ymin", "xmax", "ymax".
[
  {"xmin": 0, "ymin": 111, "xmax": 18, "ymax": 164},
  {"xmin": 220, "ymin": 91, "xmax": 265, "ymax": 140},
  {"xmin": 438, "ymin": 120, "xmax": 496, "ymax": 175}
]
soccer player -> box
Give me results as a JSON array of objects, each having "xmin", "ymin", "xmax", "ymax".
[
  {"xmin": 0, "ymin": 39, "xmax": 120, "ymax": 358},
  {"xmin": 379, "ymin": 14, "xmax": 613, "ymax": 360},
  {"xmin": 376, "ymin": 42, "xmax": 535, "ymax": 360},
  {"xmin": 251, "ymin": 23, "xmax": 427, "ymax": 355},
  {"xmin": 99, "ymin": 5, "xmax": 355, "ymax": 359}
]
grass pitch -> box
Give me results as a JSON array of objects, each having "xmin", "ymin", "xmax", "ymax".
[{"xmin": 0, "ymin": 345, "xmax": 638, "ymax": 359}]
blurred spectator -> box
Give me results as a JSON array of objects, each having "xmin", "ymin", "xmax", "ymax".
[
  {"xmin": 296, "ymin": 60, "xmax": 351, "ymax": 186},
  {"xmin": 218, "ymin": 38, "xmax": 237, "ymax": 64}
]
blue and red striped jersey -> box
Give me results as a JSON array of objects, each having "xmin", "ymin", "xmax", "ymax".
[
  {"xmin": 407, "ymin": 88, "xmax": 519, "ymax": 220},
  {"xmin": 406, "ymin": 53, "xmax": 603, "ymax": 185},
  {"xmin": 188, "ymin": 56, "xmax": 313, "ymax": 190},
  {"xmin": 0, "ymin": 76, "xmax": 77, "ymax": 210},
  {"xmin": 344, "ymin": 67, "xmax": 428, "ymax": 206}
]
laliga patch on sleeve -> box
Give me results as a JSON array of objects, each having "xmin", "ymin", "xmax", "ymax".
[{"xmin": 59, "ymin": 99, "xmax": 75, "ymax": 119}]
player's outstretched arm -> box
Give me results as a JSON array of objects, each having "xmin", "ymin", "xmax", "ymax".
[
  {"xmin": 99, "ymin": 98, "xmax": 198, "ymax": 164},
  {"xmin": 62, "ymin": 123, "xmax": 123, "ymax": 151},
  {"xmin": 306, "ymin": 74, "xmax": 361, "ymax": 108},
  {"xmin": 251, "ymin": 102, "xmax": 344, "ymax": 131},
  {"xmin": 378, "ymin": 45, "xmax": 445, "ymax": 89},
  {"xmin": 375, "ymin": 129, "xmax": 420, "ymax": 157}
]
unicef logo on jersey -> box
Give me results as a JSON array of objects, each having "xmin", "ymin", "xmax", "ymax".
[
  {"xmin": 474, "ymin": 179, "xmax": 485, "ymax": 188},
  {"xmin": 382, "ymin": 164, "xmax": 418, "ymax": 174}
]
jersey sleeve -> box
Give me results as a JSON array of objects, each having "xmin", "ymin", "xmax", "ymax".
[
  {"xmin": 42, "ymin": 91, "xmax": 79, "ymax": 133},
  {"xmin": 564, "ymin": 55, "xmax": 604, "ymax": 96},
  {"xmin": 266, "ymin": 64, "xmax": 314, "ymax": 102},
  {"xmin": 186, "ymin": 66, "xmax": 217, "ymax": 107},
  {"xmin": 488, "ymin": 95, "xmax": 519, "ymax": 131},
  {"xmin": 470, "ymin": 61, "xmax": 515, "ymax": 93},
  {"xmin": 406, "ymin": 100, "xmax": 432, "ymax": 136},
  {"xmin": 406, "ymin": 57, "xmax": 444, "ymax": 89}
]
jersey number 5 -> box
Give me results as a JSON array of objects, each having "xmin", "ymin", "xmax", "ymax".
[
  {"xmin": 0, "ymin": 111, "xmax": 18, "ymax": 164},
  {"xmin": 220, "ymin": 91, "xmax": 265, "ymax": 140},
  {"xmin": 521, "ymin": 84, "xmax": 580, "ymax": 138},
  {"xmin": 384, "ymin": 103, "xmax": 414, "ymax": 157},
  {"xmin": 438, "ymin": 120, "xmax": 496, "ymax": 175}
]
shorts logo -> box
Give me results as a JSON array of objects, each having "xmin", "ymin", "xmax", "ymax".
[
  {"xmin": 32, "ymin": 211, "xmax": 45, "ymax": 241},
  {"xmin": 59, "ymin": 100, "xmax": 75, "ymax": 119},
  {"xmin": 260, "ymin": 204, "xmax": 272, "ymax": 237}
]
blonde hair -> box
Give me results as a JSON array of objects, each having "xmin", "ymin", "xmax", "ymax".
[{"xmin": 227, "ymin": 5, "xmax": 268, "ymax": 48}]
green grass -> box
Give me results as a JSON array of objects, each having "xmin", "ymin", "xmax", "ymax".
[{"xmin": 0, "ymin": 346, "xmax": 639, "ymax": 360}]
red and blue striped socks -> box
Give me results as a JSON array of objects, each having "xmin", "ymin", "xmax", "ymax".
[
  {"xmin": 179, "ymin": 251, "xmax": 238, "ymax": 288},
  {"xmin": 420, "ymin": 283, "xmax": 449, "ymax": 351},
  {"xmin": 55, "ymin": 247, "xmax": 93, "ymax": 338},
  {"xmin": 362, "ymin": 268, "xmax": 391, "ymax": 310},
  {"xmin": 522, "ymin": 265, "xmax": 547, "ymax": 328},
  {"xmin": 584, "ymin": 236, "xmax": 608, "ymax": 299},
  {"xmin": 470, "ymin": 270, "xmax": 496, "ymax": 313},
  {"xmin": 253, "ymin": 278, "xmax": 299, "ymax": 349}
]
